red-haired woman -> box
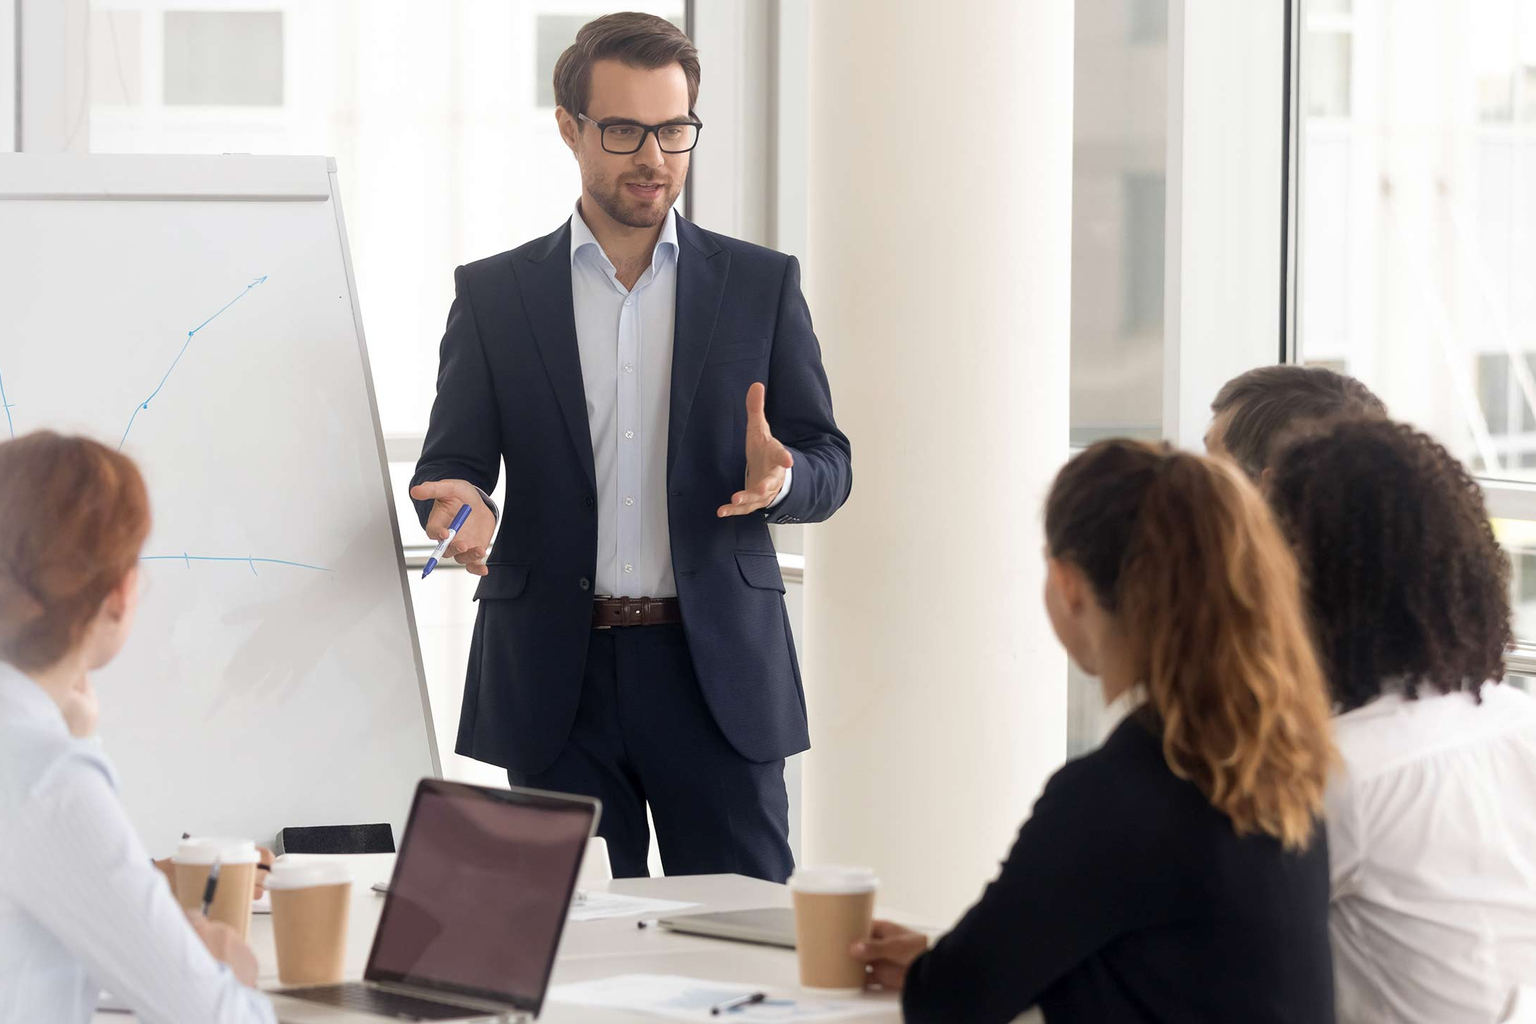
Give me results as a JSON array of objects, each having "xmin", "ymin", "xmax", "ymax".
[{"xmin": 0, "ymin": 432, "xmax": 274, "ymax": 1022}]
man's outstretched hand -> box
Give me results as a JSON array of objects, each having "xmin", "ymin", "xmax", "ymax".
[
  {"xmin": 718, "ymin": 383, "xmax": 793, "ymax": 519},
  {"xmin": 408, "ymin": 480, "xmax": 495, "ymax": 576}
]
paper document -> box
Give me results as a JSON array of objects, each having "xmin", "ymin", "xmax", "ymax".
[
  {"xmin": 548, "ymin": 974, "xmax": 889, "ymax": 1021},
  {"xmin": 569, "ymin": 890, "xmax": 699, "ymax": 922}
]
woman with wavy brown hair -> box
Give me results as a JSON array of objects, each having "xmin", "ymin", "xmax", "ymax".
[{"xmin": 853, "ymin": 440, "xmax": 1338, "ymax": 1024}]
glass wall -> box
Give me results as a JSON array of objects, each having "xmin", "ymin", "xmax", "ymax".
[
  {"xmin": 1296, "ymin": 0, "xmax": 1536, "ymax": 649},
  {"xmin": 1070, "ymin": 0, "xmax": 1168, "ymax": 450},
  {"xmin": 1298, "ymin": 0, "xmax": 1536, "ymax": 478},
  {"xmin": 1068, "ymin": 0, "xmax": 1169, "ymax": 754},
  {"xmin": 83, "ymin": 0, "xmax": 684, "ymax": 437}
]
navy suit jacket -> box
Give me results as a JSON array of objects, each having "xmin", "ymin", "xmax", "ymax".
[{"xmin": 412, "ymin": 216, "xmax": 852, "ymax": 775}]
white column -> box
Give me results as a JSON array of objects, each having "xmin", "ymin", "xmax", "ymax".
[{"xmin": 801, "ymin": 1, "xmax": 1072, "ymax": 922}]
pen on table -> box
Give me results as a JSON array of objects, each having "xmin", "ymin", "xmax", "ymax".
[
  {"xmin": 199, "ymin": 857, "xmax": 222, "ymax": 916},
  {"xmin": 421, "ymin": 503, "xmax": 473, "ymax": 578},
  {"xmin": 710, "ymin": 992, "xmax": 766, "ymax": 1016}
]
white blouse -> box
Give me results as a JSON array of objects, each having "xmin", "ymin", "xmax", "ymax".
[
  {"xmin": 1328, "ymin": 683, "xmax": 1536, "ymax": 1024},
  {"xmin": 0, "ymin": 662, "xmax": 274, "ymax": 1024}
]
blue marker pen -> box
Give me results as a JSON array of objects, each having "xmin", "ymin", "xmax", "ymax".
[{"xmin": 422, "ymin": 503, "xmax": 472, "ymax": 578}]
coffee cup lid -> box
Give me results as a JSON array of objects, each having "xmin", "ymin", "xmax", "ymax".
[
  {"xmin": 172, "ymin": 837, "xmax": 259, "ymax": 865},
  {"xmin": 787, "ymin": 865, "xmax": 879, "ymax": 894},
  {"xmin": 265, "ymin": 858, "xmax": 353, "ymax": 890}
]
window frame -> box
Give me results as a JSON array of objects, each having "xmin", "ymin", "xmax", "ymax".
[
  {"xmin": 1, "ymin": 0, "xmax": 15, "ymax": 151},
  {"xmin": 1162, "ymin": 0, "xmax": 1292, "ymax": 449}
]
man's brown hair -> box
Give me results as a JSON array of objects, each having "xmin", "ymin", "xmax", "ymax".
[
  {"xmin": 553, "ymin": 12, "xmax": 700, "ymax": 119},
  {"xmin": 1210, "ymin": 365, "xmax": 1386, "ymax": 478}
]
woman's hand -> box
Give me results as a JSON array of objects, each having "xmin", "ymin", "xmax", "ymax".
[
  {"xmin": 851, "ymin": 920, "xmax": 930, "ymax": 991},
  {"xmin": 185, "ymin": 910, "xmax": 260, "ymax": 987},
  {"xmin": 252, "ymin": 846, "xmax": 275, "ymax": 900}
]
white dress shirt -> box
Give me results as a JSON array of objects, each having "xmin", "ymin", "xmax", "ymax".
[
  {"xmin": 0, "ymin": 662, "xmax": 275, "ymax": 1024},
  {"xmin": 1327, "ymin": 683, "xmax": 1536, "ymax": 1024},
  {"xmin": 567, "ymin": 204, "xmax": 787, "ymax": 599}
]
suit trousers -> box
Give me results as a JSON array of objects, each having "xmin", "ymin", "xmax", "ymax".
[{"xmin": 508, "ymin": 623, "xmax": 794, "ymax": 882}]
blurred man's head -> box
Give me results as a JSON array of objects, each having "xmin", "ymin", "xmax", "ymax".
[
  {"xmin": 1206, "ymin": 365, "xmax": 1387, "ymax": 479},
  {"xmin": 553, "ymin": 13, "xmax": 700, "ymax": 231}
]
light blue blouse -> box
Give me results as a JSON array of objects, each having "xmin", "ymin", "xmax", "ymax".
[{"xmin": 0, "ymin": 661, "xmax": 274, "ymax": 1023}]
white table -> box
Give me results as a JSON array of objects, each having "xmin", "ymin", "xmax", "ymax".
[{"xmin": 96, "ymin": 854, "xmax": 908, "ymax": 1022}]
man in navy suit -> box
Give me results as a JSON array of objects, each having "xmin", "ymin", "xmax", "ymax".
[{"xmin": 409, "ymin": 12, "xmax": 850, "ymax": 881}]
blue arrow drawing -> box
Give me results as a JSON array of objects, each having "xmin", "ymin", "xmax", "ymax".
[
  {"xmin": 118, "ymin": 275, "xmax": 269, "ymax": 451},
  {"xmin": 0, "ymin": 363, "xmax": 13, "ymax": 440}
]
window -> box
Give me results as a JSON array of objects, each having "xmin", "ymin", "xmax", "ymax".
[
  {"xmin": 80, "ymin": 1, "xmax": 684, "ymax": 438},
  {"xmin": 1068, "ymin": 0, "xmax": 1171, "ymax": 753},
  {"xmin": 1296, "ymin": 0, "xmax": 1536, "ymax": 662},
  {"xmin": 162, "ymin": 11, "xmax": 284, "ymax": 106},
  {"xmin": 1297, "ymin": 0, "xmax": 1536, "ymax": 480},
  {"xmin": 1070, "ymin": 0, "xmax": 1169, "ymax": 449}
]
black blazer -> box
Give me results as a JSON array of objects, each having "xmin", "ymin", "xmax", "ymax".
[
  {"xmin": 411, "ymin": 216, "xmax": 851, "ymax": 775},
  {"xmin": 903, "ymin": 711, "xmax": 1334, "ymax": 1024}
]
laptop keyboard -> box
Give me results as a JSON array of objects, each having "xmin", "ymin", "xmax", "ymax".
[{"xmin": 287, "ymin": 983, "xmax": 492, "ymax": 1020}]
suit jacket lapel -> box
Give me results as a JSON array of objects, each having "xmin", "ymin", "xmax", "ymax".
[
  {"xmin": 669, "ymin": 217, "xmax": 730, "ymax": 484},
  {"xmin": 514, "ymin": 221, "xmax": 597, "ymax": 492}
]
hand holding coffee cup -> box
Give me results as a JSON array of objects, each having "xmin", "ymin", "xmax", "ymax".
[
  {"xmin": 266, "ymin": 858, "xmax": 354, "ymax": 986},
  {"xmin": 185, "ymin": 909, "xmax": 261, "ymax": 987},
  {"xmin": 788, "ymin": 866, "xmax": 879, "ymax": 995},
  {"xmin": 850, "ymin": 920, "xmax": 930, "ymax": 991},
  {"xmin": 171, "ymin": 838, "xmax": 260, "ymax": 939}
]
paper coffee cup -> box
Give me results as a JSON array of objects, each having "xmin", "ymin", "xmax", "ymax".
[
  {"xmin": 172, "ymin": 838, "xmax": 260, "ymax": 940},
  {"xmin": 789, "ymin": 866, "xmax": 878, "ymax": 995},
  {"xmin": 266, "ymin": 859, "xmax": 354, "ymax": 986}
]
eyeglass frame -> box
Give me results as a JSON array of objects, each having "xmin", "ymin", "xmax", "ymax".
[{"xmin": 576, "ymin": 112, "xmax": 705, "ymax": 154}]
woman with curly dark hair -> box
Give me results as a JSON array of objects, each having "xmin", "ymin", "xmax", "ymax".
[{"xmin": 1268, "ymin": 418, "xmax": 1536, "ymax": 1024}]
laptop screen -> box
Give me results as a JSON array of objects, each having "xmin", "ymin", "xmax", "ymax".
[{"xmin": 365, "ymin": 781, "xmax": 597, "ymax": 1012}]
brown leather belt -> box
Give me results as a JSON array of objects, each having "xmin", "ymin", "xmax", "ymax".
[{"xmin": 592, "ymin": 596, "xmax": 682, "ymax": 629}]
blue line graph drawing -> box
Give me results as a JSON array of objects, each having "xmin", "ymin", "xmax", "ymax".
[
  {"xmin": 140, "ymin": 554, "xmax": 333, "ymax": 576},
  {"xmin": 118, "ymin": 275, "xmax": 268, "ymax": 451},
  {"xmin": 0, "ymin": 364, "xmax": 14, "ymax": 440}
]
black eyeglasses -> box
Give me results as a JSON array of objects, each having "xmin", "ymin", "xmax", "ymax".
[{"xmin": 577, "ymin": 113, "xmax": 704, "ymax": 154}]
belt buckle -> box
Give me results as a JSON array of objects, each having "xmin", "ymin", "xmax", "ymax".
[{"xmin": 594, "ymin": 595, "xmax": 615, "ymax": 631}]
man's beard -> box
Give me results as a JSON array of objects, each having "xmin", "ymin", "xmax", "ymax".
[{"xmin": 588, "ymin": 174, "xmax": 680, "ymax": 228}]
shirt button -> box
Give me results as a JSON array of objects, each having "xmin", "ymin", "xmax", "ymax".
[
  {"xmin": 624, "ymin": 298, "xmax": 632, "ymax": 307},
  {"xmin": 584, "ymin": 497, "xmax": 595, "ymax": 510},
  {"xmin": 624, "ymin": 364, "xmax": 635, "ymax": 374},
  {"xmin": 624, "ymin": 430, "xmax": 635, "ymax": 440},
  {"xmin": 579, "ymin": 577, "xmax": 591, "ymax": 591},
  {"xmin": 624, "ymin": 497, "xmax": 634, "ymax": 506},
  {"xmin": 624, "ymin": 564, "xmax": 634, "ymax": 574}
]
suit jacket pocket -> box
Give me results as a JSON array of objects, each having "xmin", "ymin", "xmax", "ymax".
[
  {"xmin": 735, "ymin": 552, "xmax": 786, "ymax": 593},
  {"xmin": 473, "ymin": 564, "xmax": 532, "ymax": 601},
  {"xmin": 704, "ymin": 337, "xmax": 769, "ymax": 367}
]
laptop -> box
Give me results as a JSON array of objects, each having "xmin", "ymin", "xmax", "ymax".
[
  {"xmin": 268, "ymin": 780, "xmax": 600, "ymax": 1023},
  {"xmin": 656, "ymin": 908, "xmax": 797, "ymax": 949}
]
